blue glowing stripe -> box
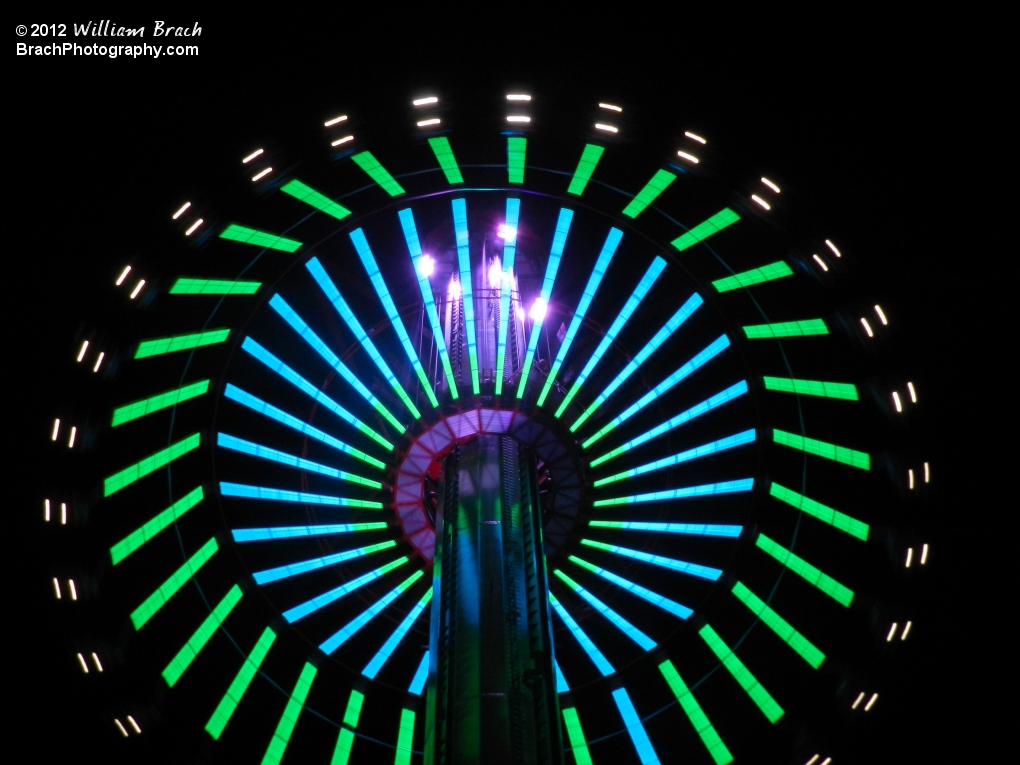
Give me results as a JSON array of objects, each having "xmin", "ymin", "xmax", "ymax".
[
  {"xmin": 571, "ymin": 292, "xmax": 704, "ymax": 432},
  {"xmin": 581, "ymin": 539, "xmax": 722, "ymax": 581},
  {"xmin": 452, "ymin": 198, "xmax": 480, "ymax": 394},
  {"xmin": 613, "ymin": 688, "xmax": 661, "ymax": 765},
  {"xmin": 268, "ymin": 293, "xmax": 406, "ymax": 432},
  {"xmin": 349, "ymin": 228, "xmax": 439, "ymax": 408},
  {"xmin": 223, "ymin": 384, "xmax": 386, "ymax": 470},
  {"xmin": 409, "ymin": 652, "xmax": 429, "ymax": 695},
  {"xmin": 283, "ymin": 558, "xmax": 409, "ymax": 623},
  {"xmin": 556, "ymin": 257, "xmax": 667, "ymax": 417},
  {"xmin": 495, "ymin": 198, "xmax": 521, "ymax": 395},
  {"xmin": 554, "ymin": 570, "xmax": 655, "ymax": 649},
  {"xmin": 588, "ymin": 521, "xmax": 743, "ymax": 538},
  {"xmin": 319, "ymin": 570, "xmax": 425, "ymax": 655},
  {"xmin": 362, "ymin": 588, "xmax": 433, "ymax": 679},
  {"xmin": 593, "ymin": 478, "xmax": 754, "ymax": 508},
  {"xmin": 548, "ymin": 592, "xmax": 615, "ymax": 676},
  {"xmin": 232, "ymin": 522, "xmax": 387, "ymax": 542},
  {"xmin": 253, "ymin": 541, "xmax": 396, "ymax": 585},
  {"xmin": 219, "ymin": 482, "xmax": 384, "ymax": 509},
  {"xmin": 567, "ymin": 555, "xmax": 692, "ymax": 619},
  {"xmin": 305, "ymin": 257, "xmax": 422, "ymax": 420},
  {"xmin": 217, "ymin": 433, "xmax": 383, "ymax": 489},
  {"xmin": 555, "ymin": 660, "xmax": 570, "ymax": 692},
  {"xmin": 538, "ymin": 228, "xmax": 623, "ymax": 407},
  {"xmin": 583, "ymin": 334, "xmax": 731, "ymax": 448},
  {"xmin": 516, "ymin": 208, "xmax": 574, "ymax": 398},
  {"xmin": 398, "ymin": 208, "xmax": 459, "ymax": 399},
  {"xmin": 594, "ymin": 429, "xmax": 755, "ymax": 487},
  {"xmin": 590, "ymin": 380, "xmax": 749, "ymax": 468}
]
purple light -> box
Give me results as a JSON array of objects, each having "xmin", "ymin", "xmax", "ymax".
[
  {"xmin": 530, "ymin": 297, "xmax": 547, "ymax": 321},
  {"xmin": 418, "ymin": 254, "xmax": 435, "ymax": 277}
]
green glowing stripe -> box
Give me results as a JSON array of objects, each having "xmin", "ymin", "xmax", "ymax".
[
  {"xmin": 104, "ymin": 433, "xmax": 201, "ymax": 497},
  {"xmin": 135, "ymin": 329, "xmax": 230, "ymax": 358},
  {"xmin": 731, "ymin": 581, "xmax": 825, "ymax": 669},
  {"xmin": 698, "ymin": 624, "xmax": 784, "ymax": 723},
  {"xmin": 712, "ymin": 261, "xmax": 792, "ymax": 292},
  {"xmin": 770, "ymin": 482, "xmax": 869, "ymax": 540},
  {"xmin": 658, "ymin": 660, "xmax": 733, "ymax": 765},
  {"xmin": 755, "ymin": 533, "xmax": 855, "ymax": 607},
  {"xmin": 562, "ymin": 706, "xmax": 594, "ymax": 765},
  {"xmin": 110, "ymin": 486, "xmax": 203, "ymax": 565},
  {"xmin": 428, "ymin": 137, "xmax": 464, "ymax": 183},
  {"xmin": 130, "ymin": 537, "xmax": 218, "ymax": 630},
  {"xmin": 622, "ymin": 169, "xmax": 676, "ymax": 218},
  {"xmin": 508, "ymin": 136, "xmax": 527, "ymax": 183},
  {"xmin": 763, "ymin": 376, "xmax": 858, "ymax": 400},
  {"xmin": 743, "ymin": 319, "xmax": 828, "ymax": 338},
  {"xmin": 394, "ymin": 708, "xmax": 415, "ymax": 765},
  {"xmin": 169, "ymin": 278, "xmax": 261, "ymax": 295},
  {"xmin": 280, "ymin": 179, "xmax": 351, "ymax": 219},
  {"xmin": 219, "ymin": 224, "xmax": 302, "ymax": 253},
  {"xmin": 205, "ymin": 626, "xmax": 276, "ymax": 739},
  {"xmin": 351, "ymin": 151, "xmax": 405, "ymax": 196},
  {"xmin": 111, "ymin": 380, "xmax": 210, "ymax": 426},
  {"xmin": 262, "ymin": 662, "xmax": 318, "ymax": 765},
  {"xmin": 331, "ymin": 690, "xmax": 365, "ymax": 765},
  {"xmin": 163, "ymin": 585, "xmax": 243, "ymax": 686},
  {"xmin": 773, "ymin": 429, "xmax": 870, "ymax": 470},
  {"xmin": 567, "ymin": 144, "xmax": 604, "ymax": 196},
  {"xmin": 671, "ymin": 208, "xmax": 740, "ymax": 252}
]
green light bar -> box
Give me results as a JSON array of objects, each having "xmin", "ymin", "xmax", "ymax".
[
  {"xmin": 594, "ymin": 430, "xmax": 755, "ymax": 487},
  {"xmin": 507, "ymin": 136, "xmax": 526, "ymax": 183},
  {"xmin": 350, "ymin": 228, "xmax": 439, "ymax": 408},
  {"xmin": 516, "ymin": 208, "xmax": 573, "ymax": 398},
  {"xmin": 104, "ymin": 432, "xmax": 201, "ymax": 497},
  {"xmin": 262, "ymin": 662, "xmax": 317, "ymax": 765},
  {"xmin": 169, "ymin": 278, "xmax": 260, "ymax": 295},
  {"xmin": 428, "ymin": 137, "xmax": 464, "ymax": 184},
  {"xmin": 743, "ymin": 319, "xmax": 828, "ymax": 339},
  {"xmin": 562, "ymin": 706, "xmax": 594, "ymax": 765},
  {"xmin": 712, "ymin": 261, "xmax": 792, "ymax": 292},
  {"xmin": 763, "ymin": 376, "xmax": 858, "ymax": 400},
  {"xmin": 731, "ymin": 581, "xmax": 825, "ymax": 669},
  {"xmin": 770, "ymin": 482, "xmax": 869, "ymax": 540},
  {"xmin": 755, "ymin": 533, "xmax": 855, "ymax": 606},
  {"xmin": 537, "ymin": 228, "xmax": 622, "ymax": 407},
  {"xmin": 111, "ymin": 380, "xmax": 210, "ymax": 426},
  {"xmin": 219, "ymin": 224, "xmax": 302, "ymax": 253},
  {"xmin": 495, "ymin": 197, "xmax": 521, "ymax": 395},
  {"xmin": 319, "ymin": 570, "xmax": 425, "ymax": 654},
  {"xmin": 568, "ymin": 555, "xmax": 692, "ymax": 619},
  {"xmin": 581, "ymin": 539, "xmax": 721, "ymax": 581},
  {"xmin": 698, "ymin": 623, "xmax": 784, "ymax": 723},
  {"xmin": 217, "ymin": 433, "xmax": 382, "ymax": 489},
  {"xmin": 332, "ymin": 689, "xmax": 365, "ymax": 765},
  {"xmin": 671, "ymin": 208, "xmax": 740, "ymax": 252},
  {"xmin": 351, "ymin": 151, "xmax": 405, "ymax": 196},
  {"xmin": 131, "ymin": 536, "xmax": 218, "ymax": 630},
  {"xmin": 658, "ymin": 659, "xmax": 733, "ymax": 765},
  {"xmin": 110, "ymin": 486, "xmax": 204, "ymax": 565},
  {"xmin": 284, "ymin": 558, "xmax": 409, "ymax": 623},
  {"xmin": 622, "ymin": 169, "xmax": 676, "ymax": 218},
  {"xmin": 280, "ymin": 178, "xmax": 351, "ymax": 219},
  {"xmin": 773, "ymin": 428, "xmax": 870, "ymax": 470},
  {"xmin": 452, "ymin": 198, "xmax": 480, "ymax": 394},
  {"xmin": 555, "ymin": 257, "xmax": 666, "ymax": 417},
  {"xmin": 593, "ymin": 478, "xmax": 754, "ymax": 508},
  {"xmin": 205, "ymin": 626, "xmax": 276, "ymax": 740},
  {"xmin": 554, "ymin": 569, "xmax": 655, "ymax": 649},
  {"xmin": 135, "ymin": 329, "xmax": 230, "ymax": 358},
  {"xmin": 163, "ymin": 585, "xmax": 243, "ymax": 686},
  {"xmin": 567, "ymin": 143, "xmax": 605, "ymax": 196},
  {"xmin": 394, "ymin": 708, "xmax": 415, "ymax": 765}
]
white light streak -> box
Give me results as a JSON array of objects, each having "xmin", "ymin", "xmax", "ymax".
[
  {"xmin": 324, "ymin": 115, "xmax": 348, "ymax": 127},
  {"xmin": 892, "ymin": 391, "xmax": 902, "ymax": 412},
  {"xmin": 506, "ymin": 116, "xmax": 531, "ymax": 123},
  {"xmin": 860, "ymin": 317, "xmax": 874, "ymax": 337},
  {"xmin": 185, "ymin": 219, "xmax": 203, "ymax": 236},
  {"xmin": 130, "ymin": 280, "xmax": 145, "ymax": 299},
  {"xmin": 821, "ymin": 759, "xmax": 832, "ymax": 765},
  {"xmin": 907, "ymin": 382, "xmax": 917, "ymax": 403},
  {"xmin": 924, "ymin": 462, "xmax": 930, "ymax": 483},
  {"xmin": 127, "ymin": 716, "xmax": 142, "ymax": 734},
  {"xmin": 251, "ymin": 167, "xmax": 273, "ymax": 182},
  {"xmin": 449, "ymin": 279, "xmax": 461, "ymax": 299},
  {"xmin": 886, "ymin": 623, "xmax": 898, "ymax": 642},
  {"xmin": 51, "ymin": 419, "xmax": 60, "ymax": 441},
  {"xmin": 92, "ymin": 653, "xmax": 104, "ymax": 672},
  {"xmin": 761, "ymin": 177, "xmax": 781, "ymax": 193},
  {"xmin": 53, "ymin": 578, "xmax": 62, "ymax": 599},
  {"xmin": 115, "ymin": 265, "xmax": 131, "ymax": 285},
  {"xmin": 77, "ymin": 653, "xmax": 89, "ymax": 673},
  {"xmin": 905, "ymin": 548, "xmax": 913, "ymax": 568},
  {"xmin": 171, "ymin": 202, "xmax": 191, "ymax": 220},
  {"xmin": 676, "ymin": 150, "xmax": 700, "ymax": 163},
  {"xmin": 114, "ymin": 719, "xmax": 129, "ymax": 738},
  {"xmin": 506, "ymin": 94, "xmax": 532, "ymax": 101},
  {"xmin": 44, "ymin": 499, "xmax": 51, "ymax": 522},
  {"xmin": 684, "ymin": 131, "xmax": 707, "ymax": 144},
  {"xmin": 751, "ymin": 194, "xmax": 771, "ymax": 210},
  {"xmin": 920, "ymin": 543, "xmax": 929, "ymax": 565},
  {"xmin": 241, "ymin": 148, "xmax": 264, "ymax": 164},
  {"xmin": 851, "ymin": 692, "xmax": 865, "ymax": 709},
  {"xmin": 864, "ymin": 693, "xmax": 878, "ymax": 712},
  {"xmin": 874, "ymin": 304, "xmax": 889, "ymax": 325},
  {"xmin": 594, "ymin": 123, "xmax": 618, "ymax": 133},
  {"xmin": 76, "ymin": 340, "xmax": 89, "ymax": 362},
  {"xmin": 93, "ymin": 352, "xmax": 104, "ymax": 373},
  {"xmin": 418, "ymin": 255, "xmax": 435, "ymax": 277},
  {"xmin": 806, "ymin": 756, "xmax": 820, "ymax": 765},
  {"xmin": 530, "ymin": 297, "xmax": 547, "ymax": 321},
  {"xmin": 68, "ymin": 426, "xmax": 77, "ymax": 448},
  {"xmin": 901, "ymin": 621, "xmax": 912, "ymax": 640},
  {"xmin": 908, "ymin": 469, "xmax": 915, "ymax": 489},
  {"xmin": 61, "ymin": 502, "xmax": 67, "ymax": 525},
  {"xmin": 416, "ymin": 118, "xmax": 441, "ymax": 127},
  {"xmin": 412, "ymin": 97, "xmax": 438, "ymax": 106},
  {"xmin": 825, "ymin": 239, "xmax": 842, "ymax": 257},
  {"xmin": 812, "ymin": 254, "xmax": 829, "ymax": 272},
  {"xmin": 599, "ymin": 103, "xmax": 622, "ymax": 112},
  {"xmin": 488, "ymin": 258, "xmax": 503, "ymax": 290},
  {"xmin": 497, "ymin": 224, "xmax": 516, "ymax": 240},
  {"xmin": 69, "ymin": 579, "xmax": 78, "ymax": 600},
  {"xmin": 331, "ymin": 135, "xmax": 354, "ymax": 146}
]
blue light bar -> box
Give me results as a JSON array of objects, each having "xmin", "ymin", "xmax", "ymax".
[
  {"xmin": 554, "ymin": 570, "xmax": 655, "ymax": 649},
  {"xmin": 268, "ymin": 293, "xmax": 406, "ymax": 431},
  {"xmin": 232, "ymin": 522, "xmax": 387, "ymax": 542},
  {"xmin": 537, "ymin": 228, "xmax": 623, "ymax": 406},
  {"xmin": 219, "ymin": 482, "xmax": 384, "ymax": 509},
  {"xmin": 319, "ymin": 570, "xmax": 425, "ymax": 655},
  {"xmin": 283, "ymin": 558, "xmax": 409, "ymax": 623},
  {"xmin": 594, "ymin": 429, "xmax": 755, "ymax": 487},
  {"xmin": 593, "ymin": 478, "xmax": 754, "ymax": 508},
  {"xmin": 398, "ymin": 208, "xmax": 459, "ymax": 398},
  {"xmin": 223, "ymin": 384, "xmax": 386, "ymax": 470},
  {"xmin": 217, "ymin": 433, "xmax": 383, "ymax": 489},
  {"xmin": 556, "ymin": 257, "xmax": 667, "ymax": 417},
  {"xmin": 581, "ymin": 539, "xmax": 722, "ymax": 581},
  {"xmin": 612, "ymin": 688, "xmax": 661, "ymax": 765},
  {"xmin": 495, "ymin": 198, "xmax": 521, "ymax": 395},
  {"xmin": 362, "ymin": 588, "xmax": 433, "ymax": 678},
  {"xmin": 567, "ymin": 555, "xmax": 692, "ymax": 619},
  {"xmin": 548, "ymin": 592, "xmax": 615, "ymax": 676},
  {"xmin": 349, "ymin": 228, "xmax": 439, "ymax": 408},
  {"xmin": 516, "ymin": 208, "xmax": 574, "ymax": 398},
  {"xmin": 555, "ymin": 660, "xmax": 570, "ymax": 692},
  {"xmin": 590, "ymin": 380, "xmax": 748, "ymax": 468},
  {"xmin": 588, "ymin": 521, "xmax": 742, "ymax": 538},
  {"xmin": 452, "ymin": 198, "xmax": 480, "ymax": 394},
  {"xmin": 571, "ymin": 292, "xmax": 703, "ymax": 432},
  {"xmin": 252, "ymin": 541, "xmax": 396, "ymax": 585},
  {"xmin": 409, "ymin": 652, "xmax": 429, "ymax": 695},
  {"xmin": 306, "ymin": 257, "xmax": 422, "ymax": 420}
]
